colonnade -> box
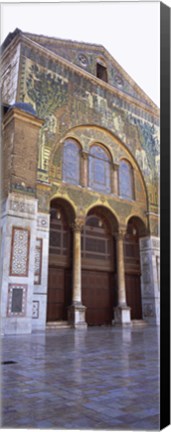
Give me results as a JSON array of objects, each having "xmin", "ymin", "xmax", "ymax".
[{"xmin": 68, "ymin": 217, "xmax": 131, "ymax": 328}]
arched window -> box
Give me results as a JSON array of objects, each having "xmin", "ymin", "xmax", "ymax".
[
  {"xmin": 119, "ymin": 160, "xmax": 134, "ymax": 200},
  {"xmin": 63, "ymin": 139, "xmax": 80, "ymax": 185},
  {"xmin": 89, "ymin": 145, "xmax": 111, "ymax": 193}
]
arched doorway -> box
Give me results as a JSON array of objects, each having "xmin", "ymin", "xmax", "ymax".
[
  {"xmin": 81, "ymin": 207, "xmax": 118, "ymax": 326},
  {"xmin": 47, "ymin": 198, "xmax": 75, "ymax": 322},
  {"xmin": 124, "ymin": 217, "xmax": 146, "ymax": 320}
]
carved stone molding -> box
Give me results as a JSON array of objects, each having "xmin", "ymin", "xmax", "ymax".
[
  {"xmin": 143, "ymin": 284, "xmax": 152, "ymax": 295},
  {"xmin": 152, "ymin": 238, "xmax": 160, "ymax": 249},
  {"xmin": 116, "ymin": 228, "xmax": 127, "ymax": 241},
  {"xmin": 72, "ymin": 217, "xmax": 85, "ymax": 232},
  {"xmin": 140, "ymin": 238, "xmax": 150, "ymax": 250},
  {"xmin": 32, "ymin": 301, "xmax": 39, "ymax": 319},
  {"xmin": 37, "ymin": 214, "xmax": 49, "ymax": 230},
  {"xmin": 112, "ymin": 163, "xmax": 119, "ymax": 171},
  {"xmin": 9, "ymin": 197, "xmax": 36, "ymax": 215},
  {"xmin": 143, "ymin": 303, "xmax": 155, "ymax": 318}
]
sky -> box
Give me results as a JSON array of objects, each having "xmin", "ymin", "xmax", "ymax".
[{"xmin": 0, "ymin": 1, "xmax": 162, "ymax": 107}]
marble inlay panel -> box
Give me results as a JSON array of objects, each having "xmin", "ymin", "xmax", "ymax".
[
  {"xmin": 7, "ymin": 284, "xmax": 27, "ymax": 317},
  {"xmin": 32, "ymin": 301, "xmax": 39, "ymax": 319},
  {"xmin": 34, "ymin": 238, "xmax": 43, "ymax": 284},
  {"xmin": 143, "ymin": 303, "xmax": 155, "ymax": 318},
  {"xmin": 10, "ymin": 227, "xmax": 30, "ymax": 276},
  {"xmin": 9, "ymin": 198, "xmax": 36, "ymax": 215}
]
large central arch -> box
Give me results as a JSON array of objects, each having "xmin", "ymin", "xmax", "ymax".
[
  {"xmin": 124, "ymin": 216, "xmax": 147, "ymax": 320},
  {"xmin": 81, "ymin": 205, "xmax": 119, "ymax": 326},
  {"xmin": 47, "ymin": 197, "xmax": 75, "ymax": 322}
]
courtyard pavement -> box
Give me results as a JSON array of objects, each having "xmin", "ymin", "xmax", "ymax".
[{"xmin": 1, "ymin": 326, "xmax": 159, "ymax": 430}]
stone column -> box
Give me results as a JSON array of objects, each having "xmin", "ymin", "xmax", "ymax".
[
  {"xmin": 114, "ymin": 229, "xmax": 131, "ymax": 325},
  {"xmin": 112, "ymin": 163, "xmax": 119, "ymax": 195},
  {"xmin": 68, "ymin": 218, "xmax": 87, "ymax": 329},
  {"xmin": 81, "ymin": 151, "xmax": 88, "ymax": 188}
]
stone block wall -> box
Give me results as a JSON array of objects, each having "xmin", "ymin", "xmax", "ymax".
[{"xmin": 1, "ymin": 194, "xmax": 38, "ymax": 334}]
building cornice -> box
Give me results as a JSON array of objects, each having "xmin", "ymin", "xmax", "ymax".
[{"xmin": 3, "ymin": 107, "xmax": 44, "ymax": 128}]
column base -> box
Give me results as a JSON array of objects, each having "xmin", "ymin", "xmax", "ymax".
[
  {"xmin": 113, "ymin": 305, "xmax": 131, "ymax": 326},
  {"xmin": 68, "ymin": 303, "xmax": 87, "ymax": 329}
]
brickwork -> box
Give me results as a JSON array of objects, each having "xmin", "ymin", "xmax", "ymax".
[{"xmin": 2, "ymin": 108, "xmax": 43, "ymax": 198}]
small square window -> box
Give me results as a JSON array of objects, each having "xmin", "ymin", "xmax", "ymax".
[{"xmin": 96, "ymin": 63, "xmax": 108, "ymax": 82}]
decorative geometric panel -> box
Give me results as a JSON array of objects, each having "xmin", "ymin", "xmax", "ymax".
[
  {"xmin": 143, "ymin": 303, "xmax": 155, "ymax": 318},
  {"xmin": 10, "ymin": 227, "xmax": 30, "ymax": 276},
  {"xmin": 152, "ymin": 239, "xmax": 160, "ymax": 249},
  {"xmin": 32, "ymin": 301, "xmax": 39, "ymax": 319},
  {"xmin": 140, "ymin": 238, "xmax": 149, "ymax": 250},
  {"xmin": 34, "ymin": 238, "xmax": 43, "ymax": 285},
  {"xmin": 7, "ymin": 284, "xmax": 27, "ymax": 317},
  {"xmin": 142, "ymin": 263, "xmax": 151, "ymax": 284},
  {"xmin": 156, "ymin": 256, "xmax": 160, "ymax": 289}
]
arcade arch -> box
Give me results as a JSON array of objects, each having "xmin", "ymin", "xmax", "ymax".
[
  {"xmin": 47, "ymin": 198, "xmax": 75, "ymax": 322},
  {"xmin": 124, "ymin": 216, "xmax": 148, "ymax": 319},
  {"xmin": 81, "ymin": 206, "xmax": 118, "ymax": 325}
]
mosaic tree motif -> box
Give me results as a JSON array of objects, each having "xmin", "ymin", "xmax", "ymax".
[
  {"xmin": 127, "ymin": 114, "xmax": 160, "ymax": 180},
  {"xmin": 89, "ymin": 145, "xmax": 111, "ymax": 193},
  {"xmin": 26, "ymin": 64, "xmax": 68, "ymax": 118}
]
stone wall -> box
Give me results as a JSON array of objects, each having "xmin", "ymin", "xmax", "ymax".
[
  {"xmin": 1, "ymin": 194, "xmax": 38, "ymax": 334},
  {"xmin": 140, "ymin": 236, "xmax": 160, "ymax": 325}
]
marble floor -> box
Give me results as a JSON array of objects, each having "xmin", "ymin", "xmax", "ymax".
[{"xmin": 1, "ymin": 326, "xmax": 160, "ymax": 430}]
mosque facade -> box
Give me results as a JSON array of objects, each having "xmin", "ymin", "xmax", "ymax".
[{"xmin": 1, "ymin": 29, "xmax": 160, "ymax": 334}]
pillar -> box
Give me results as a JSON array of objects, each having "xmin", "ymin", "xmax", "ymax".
[
  {"xmin": 81, "ymin": 151, "xmax": 88, "ymax": 188},
  {"xmin": 112, "ymin": 163, "xmax": 119, "ymax": 195},
  {"xmin": 68, "ymin": 218, "xmax": 87, "ymax": 329},
  {"xmin": 114, "ymin": 229, "xmax": 131, "ymax": 325},
  {"xmin": 139, "ymin": 236, "xmax": 160, "ymax": 325}
]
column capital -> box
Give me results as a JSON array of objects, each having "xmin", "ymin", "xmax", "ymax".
[
  {"xmin": 116, "ymin": 227, "xmax": 127, "ymax": 240},
  {"xmin": 81, "ymin": 151, "xmax": 89, "ymax": 160},
  {"xmin": 72, "ymin": 217, "xmax": 85, "ymax": 232},
  {"xmin": 112, "ymin": 162, "xmax": 120, "ymax": 171}
]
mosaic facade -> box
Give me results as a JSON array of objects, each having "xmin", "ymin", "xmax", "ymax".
[{"xmin": 1, "ymin": 29, "xmax": 160, "ymax": 334}]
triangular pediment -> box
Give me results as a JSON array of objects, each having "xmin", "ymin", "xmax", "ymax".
[{"xmin": 2, "ymin": 29, "xmax": 158, "ymax": 112}]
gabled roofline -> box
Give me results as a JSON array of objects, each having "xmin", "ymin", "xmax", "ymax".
[
  {"xmin": 1, "ymin": 28, "xmax": 159, "ymax": 118},
  {"xmin": 22, "ymin": 30, "xmax": 159, "ymax": 112},
  {"xmin": 1, "ymin": 28, "xmax": 22, "ymax": 52}
]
